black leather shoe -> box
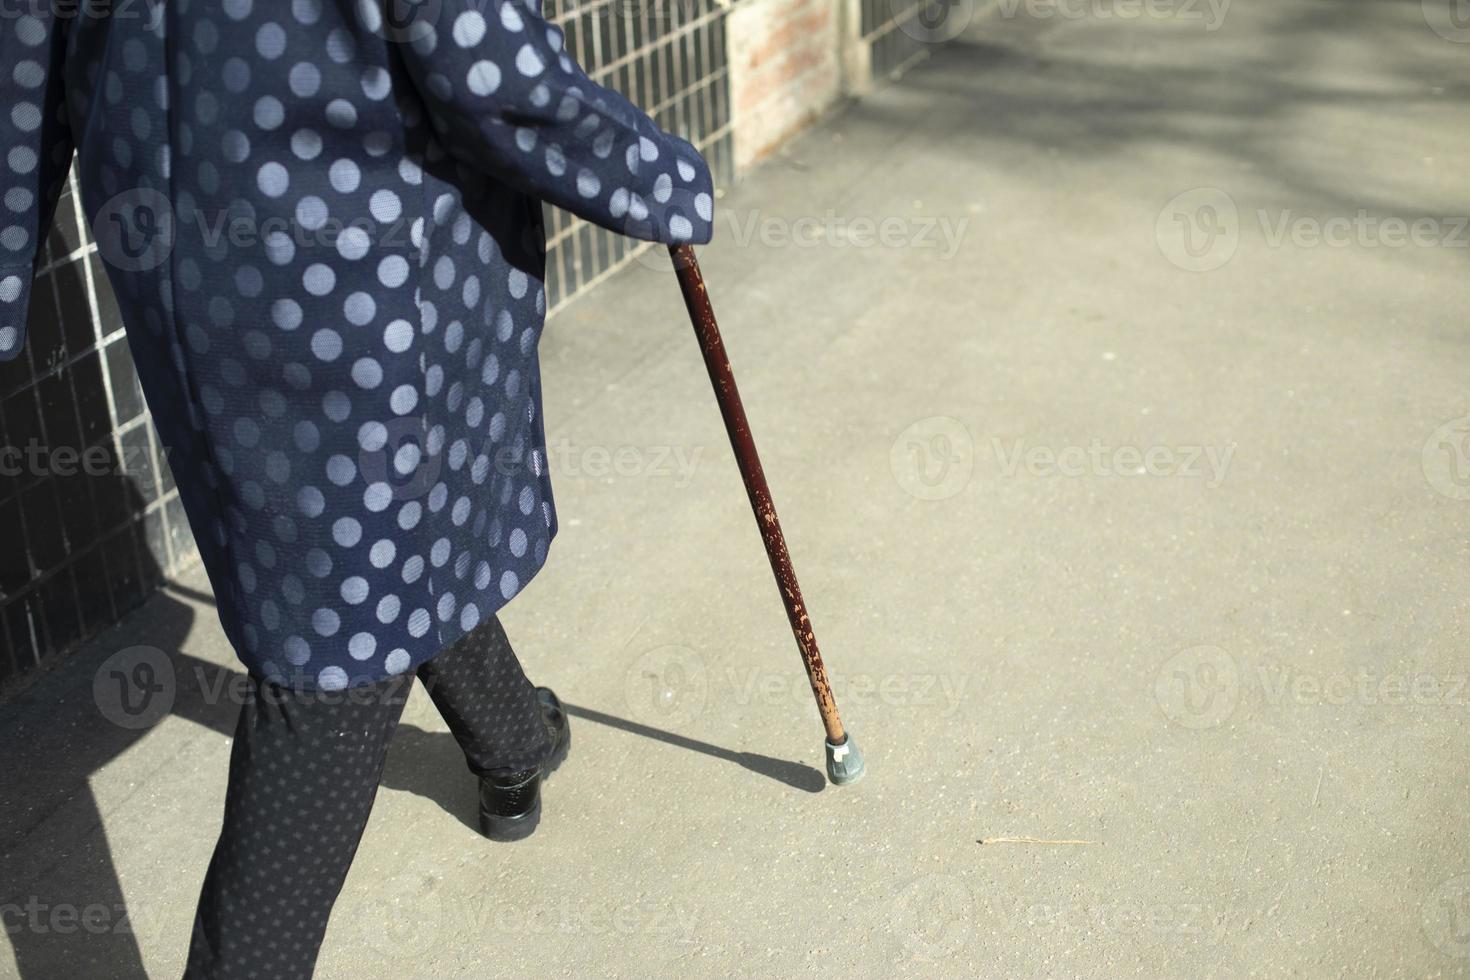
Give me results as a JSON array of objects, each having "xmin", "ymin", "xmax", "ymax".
[{"xmin": 478, "ymin": 687, "xmax": 570, "ymax": 841}]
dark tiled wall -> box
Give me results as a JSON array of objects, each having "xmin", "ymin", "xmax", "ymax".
[
  {"xmin": 860, "ymin": 0, "xmax": 931, "ymax": 79},
  {"xmin": 0, "ymin": 175, "xmax": 191, "ymax": 691},
  {"xmin": 0, "ymin": 1, "xmax": 736, "ymax": 694}
]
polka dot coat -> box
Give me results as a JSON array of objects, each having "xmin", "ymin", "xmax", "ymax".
[{"xmin": 0, "ymin": 0, "xmax": 714, "ymax": 690}]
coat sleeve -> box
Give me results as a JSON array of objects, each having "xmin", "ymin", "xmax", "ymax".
[
  {"xmin": 391, "ymin": 0, "xmax": 715, "ymax": 246},
  {"xmin": 0, "ymin": 8, "xmax": 75, "ymax": 363}
]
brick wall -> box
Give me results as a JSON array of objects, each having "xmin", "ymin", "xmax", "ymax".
[{"xmin": 728, "ymin": 0, "xmax": 843, "ymax": 171}]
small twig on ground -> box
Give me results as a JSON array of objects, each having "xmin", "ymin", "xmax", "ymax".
[{"xmin": 977, "ymin": 836, "xmax": 1100, "ymax": 846}]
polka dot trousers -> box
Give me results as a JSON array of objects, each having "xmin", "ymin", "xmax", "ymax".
[{"xmin": 184, "ymin": 615, "xmax": 552, "ymax": 979}]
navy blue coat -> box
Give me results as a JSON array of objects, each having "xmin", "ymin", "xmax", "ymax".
[{"xmin": 0, "ymin": 0, "xmax": 714, "ymax": 689}]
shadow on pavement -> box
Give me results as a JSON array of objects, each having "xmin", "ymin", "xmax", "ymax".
[{"xmin": 1, "ymin": 550, "xmax": 821, "ymax": 979}]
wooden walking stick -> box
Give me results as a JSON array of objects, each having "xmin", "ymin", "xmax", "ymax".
[{"xmin": 668, "ymin": 243, "xmax": 864, "ymax": 785}]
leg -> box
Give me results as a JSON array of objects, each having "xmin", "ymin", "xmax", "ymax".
[
  {"xmin": 414, "ymin": 615, "xmax": 552, "ymax": 777},
  {"xmin": 184, "ymin": 673, "xmax": 413, "ymax": 980}
]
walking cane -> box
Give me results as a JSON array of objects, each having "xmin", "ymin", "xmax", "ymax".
[{"xmin": 667, "ymin": 243, "xmax": 865, "ymax": 786}]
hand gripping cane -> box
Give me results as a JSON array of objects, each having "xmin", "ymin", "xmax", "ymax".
[{"xmin": 668, "ymin": 244, "xmax": 864, "ymax": 786}]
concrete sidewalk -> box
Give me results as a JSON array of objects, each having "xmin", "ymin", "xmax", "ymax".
[{"xmin": 4, "ymin": 1, "xmax": 1470, "ymax": 976}]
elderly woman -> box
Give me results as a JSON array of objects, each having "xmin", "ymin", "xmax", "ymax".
[{"xmin": 0, "ymin": 0, "xmax": 713, "ymax": 975}]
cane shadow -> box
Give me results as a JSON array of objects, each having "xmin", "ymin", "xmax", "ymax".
[
  {"xmin": 380, "ymin": 701, "xmax": 826, "ymax": 832},
  {"xmin": 561, "ymin": 703, "xmax": 827, "ymax": 793}
]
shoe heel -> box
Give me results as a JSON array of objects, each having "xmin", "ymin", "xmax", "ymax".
[{"xmin": 479, "ymin": 796, "xmax": 543, "ymax": 842}]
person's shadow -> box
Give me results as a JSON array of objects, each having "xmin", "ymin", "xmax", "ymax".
[{"xmin": 0, "ymin": 479, "xmax": 821, "ymax": 980}]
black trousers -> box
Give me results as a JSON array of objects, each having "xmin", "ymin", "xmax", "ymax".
[{"xmin": 184, "ymin": 616, "xmax": 552, "ymax": 980}]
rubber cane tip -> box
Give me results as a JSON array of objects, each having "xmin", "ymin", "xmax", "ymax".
[{"xmin": 825, "ymin": 734, "xmax": 865, "ymax": 786}]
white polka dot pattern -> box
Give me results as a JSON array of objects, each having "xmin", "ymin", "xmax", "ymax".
[
  {"xmin": 0, "ymin": 10, "xmax": 74, "ymax": 357},
  {"xmin": 401, "ymin": 0, "xmax": 716, "ymax": 246},
  {"xmin": 2, "ymin": 0, "xmax": 716, "ymax": 690}
]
